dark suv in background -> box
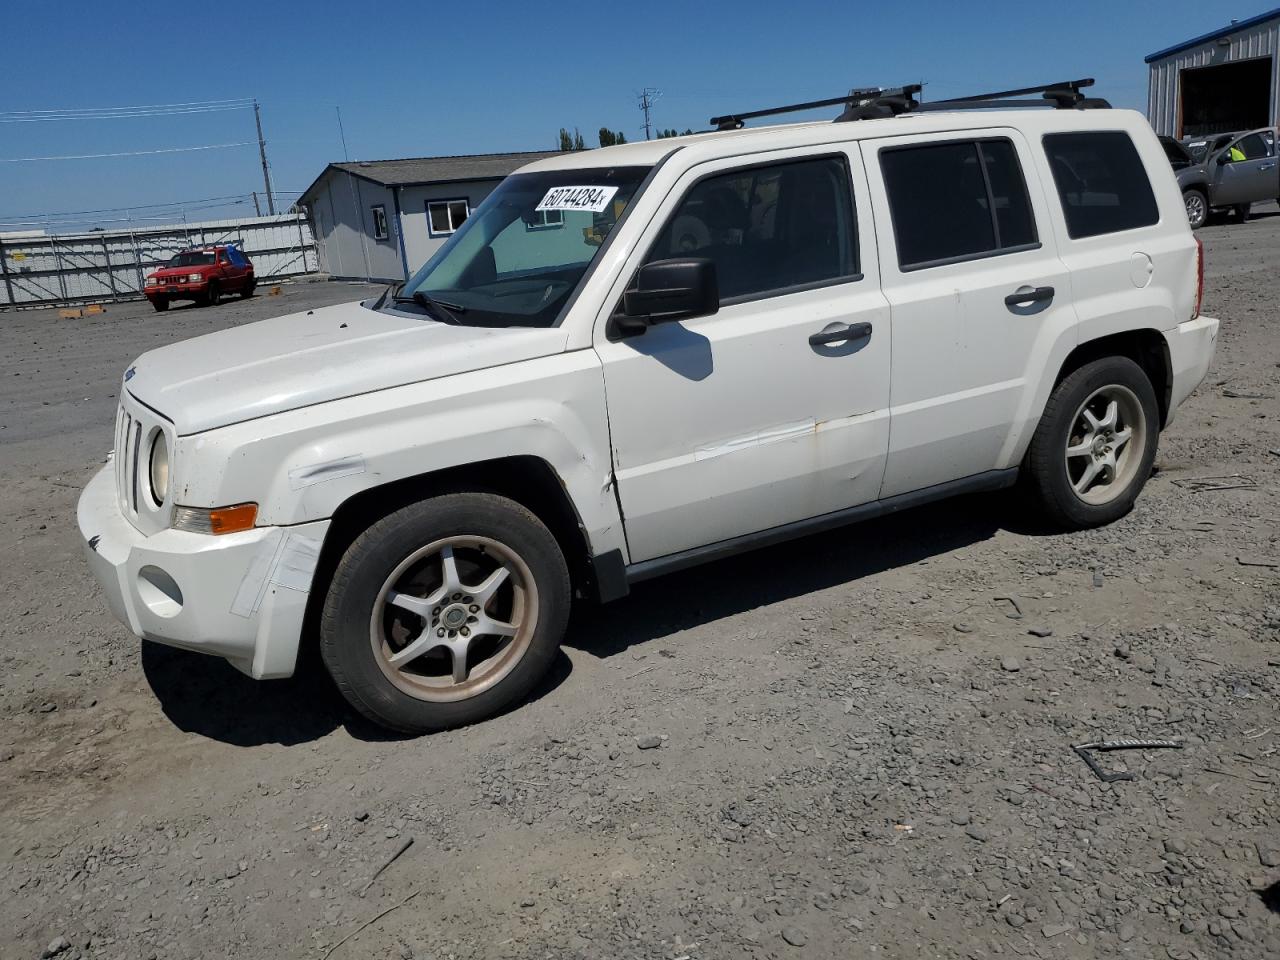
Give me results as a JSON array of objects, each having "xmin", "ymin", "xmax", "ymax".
[{"xmin": 1163, "ymin": 127, "xmax": 1279, "ymax": 228}]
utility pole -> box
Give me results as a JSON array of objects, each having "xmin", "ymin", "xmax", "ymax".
[
  {"xmin": 254, "ymin": 98, "xmax": 276, "ymax": 215},
  {"xmin": 637, "ymin": 88, "xmax": 660, "ymax": 140},
  {"xmin": 335, "ymin": 106, "xmax": 350, "ymax": 161},
  {"xmin": 252, "ymin": 191, "xmax": 261, "ymax": 216}
]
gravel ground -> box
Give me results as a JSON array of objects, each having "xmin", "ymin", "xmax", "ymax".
[{"xmin": 1, "ymin": 215, "xmax": 1277, "ymax": 960}]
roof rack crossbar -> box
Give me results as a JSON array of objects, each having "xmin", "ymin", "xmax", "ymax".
[
  {"xmin": 710, "ymin": 85, "xmax": 921, "ymax": 131},
  {"xmin": 708, "ymin": 78, "xmax": 1106, "ymax": 131}
]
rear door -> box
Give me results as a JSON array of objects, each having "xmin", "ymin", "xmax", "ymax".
[
  {"xmin": 862, "ymin": 129, "xmax": 1077, "ymax": 497},
  {"xmin": 1213, "ymin": 130, "xmax": 1278, "ymax": 205},
  {"xmin": 596, "ymin": 147, "xmax": 892, "ymax": 564}
]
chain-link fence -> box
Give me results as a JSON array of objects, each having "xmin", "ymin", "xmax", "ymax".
[{"xmin": 0, "ymin": 212, "xmax": 317, "ymax": 308}]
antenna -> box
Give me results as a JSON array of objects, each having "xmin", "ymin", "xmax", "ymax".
[
  {"xmin": 637, "ymin": 88, "xmax": 661, "ymax": 140},
  {"xmin": 253, "ymin": 99, "xmax": 276, "ymax": 215},
  {"xmin": 335, "ymin": 106, "xmax": 350, "ymax": 162}
]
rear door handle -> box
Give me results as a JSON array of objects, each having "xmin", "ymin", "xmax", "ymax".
[
  {"xmin": 809, "ymin": 321, "xmax": 872, "ymax": 346},
  {"xmin": 1005, "ymin": 285, "xmax": 1055, "ymax": 308}
]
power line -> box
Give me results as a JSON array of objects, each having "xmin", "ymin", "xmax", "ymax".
[
  {"xmin": 0, "ymin": 98, "xmax": 254, "ymax": 123},
  {"xmin": 0, "ymin": 192, "xmax": 299, "ymax": 221},
  {"xmin": 0, "ymin": 141, "xmax": 256, "ymax": 163}
]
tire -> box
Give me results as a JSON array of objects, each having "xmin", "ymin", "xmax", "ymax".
[
  {"xmin": 151, "ymin": 298, "xmax": 169, "ymax": 313},
  {"xmin": 1025, "ymin": 356, "xmax": 1160, "ymax": 530},
  {"xmin": 240, "ymin": 280, "xmax": 255, "ymax": 299},
  {"xmin": 1233, "ymin": 203, "xmax": 1251, "ymax": 222},
  {"xmin": 320, "ymin": 493, "xmax": 571, "ymax": 734},
  {"xmin": 1183, "ymin": 188, "xmax": 1208, "ymax": 230},
  {"xmin": 205, "ymin": 281, "xmax": 221, "ymax": 307}
]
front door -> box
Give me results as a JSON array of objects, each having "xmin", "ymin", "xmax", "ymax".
[
  {"xmin": 861, "ymin": 130, "xmax": 1077, "ymax": 497},
  {"xmin": 595, "ymin": 148, "xmax": 892, "ymax": 564},
  {"xmin": 1213, "ymin": 130, "xmax": 1279, "ymax": 205}
]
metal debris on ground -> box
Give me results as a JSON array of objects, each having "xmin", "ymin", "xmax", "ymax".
[
  {"xmin": 1170, "ymin": 474, "xmax": 1257, "ymax": 493},
  {"xmin": 1072, "ymin": 739, "xmax": 1183, "ymax": 783},
  {"xmin": 1236, "ymin": 556, "xmax": 1279, "ymax": 569},
  {"xmin": 995, "ymin": 595, "xmax": 1023, "ymax": 619},
  {"xmin": 359, "ymin": 836, "xmax": 414, "ymax": 896}
]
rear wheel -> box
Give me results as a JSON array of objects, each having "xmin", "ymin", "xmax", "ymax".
[
  {"xmin": 240, "ymin": 280, "xmax": 256, "ymax": 299},
  {"xmin": 320, "ymin": 493, "xmax": 570, "ymax": 734},
  {"xmin": 151, "ymin": 298, "xmax": 169, "ymax": 313},
  {"xmin": 1183, "ymin": 189, "xmax": 1207, "ymax": 230},
  {"xmin": 1233, "ymin": 203, "xmax": 1251, "ymax": 222},
  {"xmin": 205, "ymin": 281, "xmax": 221, "ymax": 306},
  {"xmin": 1026, "ymin": 356, "xmax": 1159, "ymax": 529}
]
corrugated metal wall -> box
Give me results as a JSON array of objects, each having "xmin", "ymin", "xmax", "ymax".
[
  {"xmin": 1148, "ymin": 17, "xmax": 1280, "ymax": 136},
  {"xmin": 0, "ymin": 213, "xmax": 316, "ymax": 308}
]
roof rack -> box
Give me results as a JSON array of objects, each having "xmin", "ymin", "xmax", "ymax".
[{"xmin": 708, "ymin": 78, "xmax": 1108, "ymax": 130}]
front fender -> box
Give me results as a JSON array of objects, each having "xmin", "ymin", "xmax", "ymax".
[{"xmin": 172, "ymin": 350, "xmax": 626, "ymax": 560}]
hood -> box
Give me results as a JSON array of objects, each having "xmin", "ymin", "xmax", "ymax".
[
  {"xmin": 125, "ymin": 299, "xmax": 568, "ymax": 434},
  {"xmin": 151, "ymin": 265, "xmax": 210, "ymax": 278}
]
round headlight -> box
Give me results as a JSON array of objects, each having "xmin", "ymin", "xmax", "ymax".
[{"xmin": 149, "ymin": 432, "xmax": 169, "ymax": 506}]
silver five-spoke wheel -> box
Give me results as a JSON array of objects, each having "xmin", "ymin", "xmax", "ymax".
[
  {"xmin": 1064, "ymin": 384, "xmax": 1145, "ymax": 505},
  {"xmin": 370, "ymin": 536, "xmax": 538, "ymax": 703}
]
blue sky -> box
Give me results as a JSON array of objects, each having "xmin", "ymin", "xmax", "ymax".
[{"xmin": 0, "ymin": 0, "xmax": 1252, "ymax": 232}]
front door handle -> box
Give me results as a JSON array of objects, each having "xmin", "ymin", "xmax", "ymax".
[
  {"xmin": 809, "ymin": 321, "xmax": 872, "ymax": 347},
  {"xmin": 1005, "ymin": 285, "xmax": 1055, "ymax": 308},
  {"xmin": 1260, "ymin": 162, "xmax": 1276, "ymax": 171}
]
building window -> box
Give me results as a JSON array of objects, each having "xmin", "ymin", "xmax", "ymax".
[
  {"xmin": 427, "ymin": 199, "xmax": 470, "ymax": 236},
  {"xmin": 525, "ymin": 209, "xmax": 564, "ymax": 231},
  {"xmin": 371, "ymin": 204, "xmax": 389, "ymax": 241}
]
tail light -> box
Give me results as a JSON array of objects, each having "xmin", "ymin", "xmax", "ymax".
[{"xmin": 1192, "ymin": 236, "xmax": 1204, "ymax": 320}]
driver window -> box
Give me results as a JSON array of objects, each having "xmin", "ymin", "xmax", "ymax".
[
  {"xmin": 1227, "ymin": 133, "xmax": 1269, "ymax": 162},
  {"xmin": 645, "ymin": 155, "xmax": 859, "ymax": 303}
]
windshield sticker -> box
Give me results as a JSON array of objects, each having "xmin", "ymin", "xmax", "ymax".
[{"xmin": 536, "ymin": 185, "xmax": 619, "ymax": 214}]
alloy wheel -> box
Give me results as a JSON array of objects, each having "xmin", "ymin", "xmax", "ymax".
[
  {"xmin": 1064, "ymin": 384, "xmax": 1147, "ymax": 505},
  {"xmin": 369, "ymin": 537, "xmax": 537, "ymax": 703}
]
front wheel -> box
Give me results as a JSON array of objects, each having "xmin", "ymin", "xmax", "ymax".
[
  {"xmin": 1183, "ymin": 189, "xmax": 1207, "ymax": 230},
  {"xmin": 205, "ymin": 281, "xmax": 221, "ymax": 306},
  {"xmin": 320, "ymin": 493, "xmax": 571, "ymax": 733},
  {"xmin": 1025, "ymin": 356, "xmax": 1159, "ymax": 529},
  {"xmin": 151, "ymin": 298, "xmax": 169, "ymax": 313}
]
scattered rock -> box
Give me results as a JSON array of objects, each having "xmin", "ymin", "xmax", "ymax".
[
  {"xmin": 1000, "ymin": 657, "xmax": 1021, "ymax": 673},
  {"xmin": 635, "ymin": 736, "xmax": 663, "ymax": 750},
  {"xmin": 1256, "ymin": 843, "xmax": 1280, "ymax": 868},
  {"xmin": 42, "ymin": 937, "xmax": 70, "ymax": 958},
  {"xmin": 780, "ymin": 927, "xmax": 808, "ymax": 947},
  {"xmin": 1028, "ymin": 627, "xmax": 1053, "ymax": 638},
  {"xmin": 953, "ymin": 622, "xmax": 974, "ymax": 634},
  {"xmin": 965, "ymin": 826, "xmax": 989, "ymax": 843},
  {"xmin": 1041, "ymin": 923, "xmax": 1073, "ymax": 938}
]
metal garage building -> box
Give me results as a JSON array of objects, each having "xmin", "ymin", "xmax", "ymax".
[
  {"xmin": 1147, "ymin": 7, "xmax": 1280, "ymax": 137},
  {"xmin": 298, "ymin": 151, "xmax": 559, "ymax": 283}
]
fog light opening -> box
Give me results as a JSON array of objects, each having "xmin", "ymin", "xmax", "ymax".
[{"xmin": 137, "ymin": 565, "xmax": 183, "ymax": 618}]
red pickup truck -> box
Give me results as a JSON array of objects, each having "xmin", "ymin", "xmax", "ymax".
[{"xmin": 143, "ymin": 244, "xmax": 256, "ymax": 312}]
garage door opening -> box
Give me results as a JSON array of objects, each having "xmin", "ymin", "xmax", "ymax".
[{"xmin": 1180, "ymin": 57, "xmax": 1272, "ymax": 137}]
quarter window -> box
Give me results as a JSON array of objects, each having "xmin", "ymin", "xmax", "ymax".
[
  {"xmin": 880, "ymin": 138, "xmax": 1038, "ymax": 270},
  {"xmin": 644, "ymin": 155, "xmax": 859, "ymax": 302},
  {"xmin": 428, "ymin": 199, "xmax": 470, "ymax": 236},
  {"xmin": 1042, "ymin": 132, "xmax": 1159, "ymax": 239},
  {"xmin": 371, "ymin": 204, "xmax": 389, "ymax": 241}
]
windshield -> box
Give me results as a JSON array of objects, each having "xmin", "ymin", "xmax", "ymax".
[
  {"xmin": 167, "ymin": 251, "xmax": 215, "ymax": 267},
  {"xmin": 396, "ymin": 166, "xmax": 650, "ymax": 327}
]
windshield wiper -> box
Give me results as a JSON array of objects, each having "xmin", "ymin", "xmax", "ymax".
[{"xmin": 392, "ymin": 290, "xmax": 467, "ymax": 324}]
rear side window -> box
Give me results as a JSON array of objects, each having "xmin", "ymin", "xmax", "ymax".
[
  {"xmin": 1231, "ymin": 132, "xmax": 1272, "ymax": 160},
  {"xmin": 880, "ymin": 138, "xmax": 1038, "ymax": 270},
  {"xmin": 1042, "ymin": 132, "xmax": 1159, "ymax": 239},
  {"xmin": 646, "ymin": 155, "xmax": 859, "ymax": 302}
]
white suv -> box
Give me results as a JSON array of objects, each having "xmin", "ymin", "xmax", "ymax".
[{"xmin": 78, "ymin": 81, "xmax": 1218, "ymax": 733}]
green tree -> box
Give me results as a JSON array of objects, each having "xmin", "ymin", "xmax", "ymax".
[
  {"xmin": 557, "ymin": 127, "xmax": 573, "ymax": 151},
  {"xmin": 573, "ymin": 128, "xmax": 586, "ymax": 151},
  {"xmin": 598, "ymin": 127, "xmax": 628, "ymax": 147}
]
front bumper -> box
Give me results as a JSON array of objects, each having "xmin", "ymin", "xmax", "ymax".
[
  {"xmin": 77, "ymin": 464, "xmax": 329, "ymax": 679},
  {"xmin": 145, "ymin": 279, "xmax": 207, "ymax": 299},
  {"xmin": 1163, "ymin": 314, "xmax": 1219, "ymax": 425}
]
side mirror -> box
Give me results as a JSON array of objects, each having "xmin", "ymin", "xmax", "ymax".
[{"xmin": 615, "ymin": 258, "xmax": 718, "ymax": 336}]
